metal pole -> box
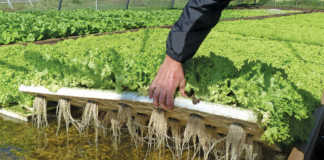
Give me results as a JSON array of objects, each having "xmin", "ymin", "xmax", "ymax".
[
  {"xmin": 7, "ymin": 0, "xmax": 13, "ymax": 9},
  {"xmin": 58, "ymin": 0, "xmax": 63, "ymax": 10},
  {"xmin": 126, "ymin": 0, "xmax": 130, "ymax": 9},
  {"xmin": 28, "ymin": 0, "xmax": 33, "ymax": 7},
  {"xmin": 171, "ymin": 0, "xmax": 175, "ymax": 8},
  {"xmin": 96, "ymin": 0, "xmax": 98, "ymax": 10}
]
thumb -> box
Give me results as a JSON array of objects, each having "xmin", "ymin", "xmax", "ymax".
[{"xmin": 179, "ymin": 79, "xmax": 188, "ymax": 98}]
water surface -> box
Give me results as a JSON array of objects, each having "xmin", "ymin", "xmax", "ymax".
[{"xmin": 0, "ymin": 113, "xmax": 173, "ymax": 160}]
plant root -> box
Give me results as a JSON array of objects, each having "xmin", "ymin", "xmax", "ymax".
[
  {"xmin": 32, "ymin": 96, "xmax": 48, "ymax": 128},
  {"xmin": 104, "ymin": 110, "xmax": 121, "ymax": 149},
  {"xmin": 148, "ymin": 109, "xmax": 168, "ymax": 151},
  {"xmin": 182, "ymin": 114, "xmax": 217, "ymax": 160},
  {"xmin": 117, "ymin": 104, "xmax": 142, "ymax": 147},
  {"xmin": 168, "ymin": 118, "xmax": 183, "ymax": 160},
  {"xmin": 80, "ymin": 101, "xmax": 101, "ymax": 145},
  {"xmin": 133, "ymin": 113, "xmax": 149, "ymax": 146},
  {"xmin": 56, "ymin": 99, "xmax": 82, "ymax": 135},
  {"xmin": 39, "ymin": 98, "xmax": 259, "ymax": 160},
  {"xmin": 243, "ymin": 139, "xmax": 263, "ymax": 160},
  {"xmin": 226, "ymin": 124, "xmax": 246, "ymax": 160}
]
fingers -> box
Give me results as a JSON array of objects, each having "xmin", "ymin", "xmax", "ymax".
[
  {"xmin": 159, "ymin": 89, "xmax": 167, "ymax": 109},
  {"xmin": 153, "ymin": 87, "xmax": 160, "ymax": 107},
  {"xmin": 166, "ymin": 93, "xmax": 174, "ymax": 110},
  {"xmin": 149, "ymin": 82, "xmax": 181, "ymax": 110},
  {"xmin": 150, "ymin": 85, "xmax": 175, "ymax": 110},
  {"xmin": 149, "ymin": 85, "xmax": 155, "ymax": 99},
  {"xmin": 179, "ymin": 79, "xmax": 188, "ymax": 97},
  {"xmin": 149, "ymin": 78, "xmax": 158, "ymax": 99}
]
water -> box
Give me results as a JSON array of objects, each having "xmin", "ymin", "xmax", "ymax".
[
  {"xmin": 0, "ymin": 146, "xmax": 21, "ymax": 160},
  {"xmin": 0, "ymin": 108, "xmax": 286, "ymax": 160},
  {"xmin": 0, "ymin": 113, "xmax": 173, "ymax": 160}
]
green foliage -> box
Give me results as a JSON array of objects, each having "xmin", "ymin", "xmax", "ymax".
[
  {"xmin": 216, "ymin": 13, "xmax": 324, "ymax": 47},
  {"xmin": 0, "ymin": 46, "xmax": 33, "ymax": 108},
  {"xmin": 230, "ymin": 61, "xmax": 311, "ymax": 144},
  {"xmin": 183, "ymin": 55, "xmax": 318, "ymax": 145},
  {"xmin": 0, "ymin": 13, "xmax": 323, "ymax": 147},
  {"xmin": 188, "ymin": 13, "xmax": 324, "ymax": 145},
  {"xmin": 0, "ymin": 9, "xmax": 293, "ymax": 45}
]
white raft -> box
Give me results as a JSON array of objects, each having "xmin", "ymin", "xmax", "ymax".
[{"xmin": 19, "ymin": 85, "xmax": 263, "ymax": 141}]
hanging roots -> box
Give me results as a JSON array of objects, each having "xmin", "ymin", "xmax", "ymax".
[
  {"xmin": 134, "ymin": 113, "xmax": 149, "ymax": 146},
  {"xmin": 101, "ymin": 110, "xmax": 121, "ymax": 148},
  {"xmin": 182, "ymin": 114, "xmax": 217, "ymax": 160},
  {"xmin": 56, "ymin": 99, "xmax": 82, "ymax": 135},
  {"xmin": 243, "ymin": 139, "xmax": 263, "ymax": 160},
  {"xmin": 148, "ymin": 109, "xmax": 168, "ymax": 151},
  {"xmin": 168, "ymin": 118, "xmax": 183, "ymax": 160},
  {"xmin": 111, "ymin": 116, "xmax": 121, "ymax": 149},
  {"xmin": 80, "ymin": 101, "xmax": 101, "ymax": 145},
  {"xmin": 32, "ymin": 96, "xmax": 48, "ymax": 129},
  {"xmin": 101, "ymin": 110, "xmax": 113, "ymax": 137},
  {"xmin": 117, "ymin": 104, "xmax": 141, "ymax": 146},
  {"xmin": 35, "ymin": 96, "xmax": 261, "ymax": 160},
  {"xmin": 226, "ymin": 124, "xmax": 247, "ymax": 160}
]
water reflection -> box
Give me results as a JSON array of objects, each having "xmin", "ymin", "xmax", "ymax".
[
  {"xmin": 0, "ymin": 146, "xmax": 22, "ymax": 160},
  {"xmin": 0, "ymin": 112, "xmax": 173, "ymax": 160}
]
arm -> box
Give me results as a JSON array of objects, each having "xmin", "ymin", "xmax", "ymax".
[
  {"xmin": 149, "ymin": 0, "xmax": 230, "ymax": 109},
  {"xmin": 167, "ymin": 0, "xmax": 231, "ymax": 62}
]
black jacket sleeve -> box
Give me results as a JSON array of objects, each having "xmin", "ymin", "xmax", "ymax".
[{"xmin": 166, "ymin": 0, "xmax": 230, "ymax": 63}]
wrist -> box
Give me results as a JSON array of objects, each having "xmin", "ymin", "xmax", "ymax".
[{"xmin": 164, "ymin": 55, "xmax": 182, "ymax": 66}]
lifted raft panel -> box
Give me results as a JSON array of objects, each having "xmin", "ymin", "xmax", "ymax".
[{"xmin": 19, "ymin": 85, "xmax": 262, "ymax": 140}]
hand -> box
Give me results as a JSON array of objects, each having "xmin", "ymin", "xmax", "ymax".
[{"xmin": 149, "ymin": 55, "xmax": 187, "ymax": 110}]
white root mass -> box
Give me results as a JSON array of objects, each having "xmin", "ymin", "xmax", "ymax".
[
  {"xmin": 226, "ymin": 124, "xmax": 247, "ymax": 160},
  {"xmin": 148, "ymin": 109, "xmax": 168, "ymax": 151},
  {"xmin": 32, "ymin": 96, "xmax": 261, "ymax": 160},
  {"xmin": 80, "ymin": 101, "xmax": 101, "ymax": 145},
  {"xmin": 182, "ymin": 114, "xmax": 218, "ymax": 160},
  {"xmin": 117, "ymin": 104, "xmax": 141, "ymax": 146},
  {"xmin": 32, "ymin": 96, "xmax": 48, "ymax": 128},
  {"xmin": 133, "ymin": 114, "xmax": 148, "ymax": 146},
  {"xmin": 243, "ymin": 139, "xmax": 263, "ymax": 160},
  {"xmin": 56, "ymin": 99, "xmax": 82, "ymax": 135},
  {"xmin": 168, "ymin": 119, "xmax": 183, "ymax": 160}
]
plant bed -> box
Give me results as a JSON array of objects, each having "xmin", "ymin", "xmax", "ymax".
[
  {"xmin": 0, "ymin": 9, "xmax": 309, "ymax": 47},
  {"xmin": 19, "ymin": 85, "xmax": 260, "ymax": 136},
  {"xmin": 0, "ymin": 9, "xmax": 301, "ymax": 45},
  {"xmin": 19, "ymin": 85, "xmax": 278, "ymax": 159},
  {"xmin": 0, "ymin": 12, "xmax": 323, "ymax": 149}
]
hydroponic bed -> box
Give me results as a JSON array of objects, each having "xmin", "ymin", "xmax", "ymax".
[
  {"xmin": 0, "ymin": 12, "xmax": 323, "ymax": 149},
  {"xmin": 19, "ymin": 85, "xmax": 261, "ymax": 137}
]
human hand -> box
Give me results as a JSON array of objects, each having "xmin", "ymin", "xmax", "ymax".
[{"xmin": 149, "ymin": 55, "xmax": 187, "ymax": 110}]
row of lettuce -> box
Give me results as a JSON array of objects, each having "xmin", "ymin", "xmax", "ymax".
[
  {"xmin": 0, "ymin": 9, "xmax": 294, "ymax": 45},
  {"xmin": 1, "ymin": 13, "xmax": 323, "ymax": 147}
]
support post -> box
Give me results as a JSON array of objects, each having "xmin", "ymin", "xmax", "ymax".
[
  {"xmin": 28, "ymin": 0, "xmax": 33, "ymax": 6},
  {"xmin": 7, "ymin": 0, "xmax": 13, "ymax": 9},
  {"xmin": 96, "ymin": 0, "xmax": 98, "ymax": 10},
  {"xmin": 126, "ymin": 0, "xmax": 130, "ymax": 9},
  {"xmin": 171, "ymin": 0, "xmax": 175, "ymax": 9},
  {"xmin": 58, "ymin": 0, "xmax": 63, "ymax": 10}
]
